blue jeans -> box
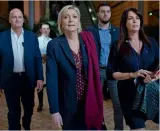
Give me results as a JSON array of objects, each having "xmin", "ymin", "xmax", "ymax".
[{"xmin": 100, "ymin": 68, "xmax": 123, "ymax": 130}]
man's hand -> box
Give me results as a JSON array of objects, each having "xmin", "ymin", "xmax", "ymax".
[
  {"xmin": 36, "ymin": 80, "xmax": 43, "ymax": 93},
  {"xmin": 51, "ymin": 112, "xmax": 63, "ymax": 129},
  {"xmin": 42, "ymin": 54, "xmax": 47, "ymax": 63}
]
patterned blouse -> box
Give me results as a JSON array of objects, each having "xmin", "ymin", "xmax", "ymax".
[{"xmin": 71, "ymin": 49, "xmax": 87, "ymax": 102}]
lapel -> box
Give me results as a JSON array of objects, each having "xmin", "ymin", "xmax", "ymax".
[
  {"xmin": 110, "ymin": 24, "xmax": 117, "ymax": 45},
  {"xmin": 59, "ymin": 34, "xmax": 88, "ymax": 77},
  {"xmin": 79, "ymin": 35, "xmax": 88, "ymax": 78},
  {"xmin": 23, "ymin": 30, "xmax": 28, "ymax": 63},
  {"xmin": 6, "ymin": 30, "xmax": 14, "ymax": 64},
  {"xmin": 5, "ymin": 29, "xmax": 29, "ymax": 70},
  {"xmin": 94, "ymin": 25, "xmax": 101, "ymax": 47},
  {"xmin": 60, "ymin": 35, "xmax": 76, "ymax": 67}
]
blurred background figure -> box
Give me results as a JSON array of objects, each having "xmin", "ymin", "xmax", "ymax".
[
  {"xmin": 37, "ymin": 22, "xmax": 52, "ymax": 112},
  {"xmin": 51, "ymin": 4, "xmax": 60, "ymax": 22},
  {"xmin": 51, "ymin": 1, "xmax": 80, "ymax": 21}
]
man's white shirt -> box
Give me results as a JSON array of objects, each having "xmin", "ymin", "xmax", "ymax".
[
  {"xmin": 11, "ymin": 28, "xmax": 25, "ymax": 72},
  {"xmin": 38, "ymin": 35, "xmax": 52, "ymax": 55}
]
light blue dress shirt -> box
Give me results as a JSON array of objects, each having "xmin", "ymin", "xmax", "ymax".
[{"xmin": 98, "ymin": 24, "xmax": 111, "ymax": 67}]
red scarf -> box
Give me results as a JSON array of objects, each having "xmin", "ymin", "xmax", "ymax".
[{"xmin": 80, "ymin": 31, "xmax": 103, "ymax": 129}]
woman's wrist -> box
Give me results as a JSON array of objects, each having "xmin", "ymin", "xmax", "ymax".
[{"xmin": 129, "ymin": 72, "xmax": 134, "ymax": 78}]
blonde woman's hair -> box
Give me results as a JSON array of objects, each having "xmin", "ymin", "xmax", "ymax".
[{"xmin": 57, "ymin": 5, "xmax": 82, "ymax": 34}]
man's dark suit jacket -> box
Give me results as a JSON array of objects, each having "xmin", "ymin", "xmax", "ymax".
[
  {"xmin": 46, "ymin": 34, "xmax": 88, "ymax": 127},
  {"xmin": 86, "ymin": 24, "xmax": 119, "ymax": 79},
  {"xmin": 0, "ymin": 29, "xmax": 43, "ymax": 89}
]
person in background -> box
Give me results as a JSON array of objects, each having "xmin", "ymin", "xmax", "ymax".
[
  {"xmin": 86, "ymin": 3, "xmax": 123, "ymax": 130},
  {"xmin": 46, "ymin": 5, "xmax": 103, "ymax": 130},
  {"xmin": 112, "ymin": 8, "xmax": 159, "ymax": 130},
  {"xmin": 51, "ymin": 4, "xmax": 60, "ymax": 21},
  {"xmin": 37, "ymin": 22, "xmax": 52, "ymax": 112},
  {"xmin": 0, "ymin": 8, "xmax": 43, "ymax": 130}
]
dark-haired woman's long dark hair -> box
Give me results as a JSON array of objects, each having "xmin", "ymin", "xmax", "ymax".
[{"xmin": 118, "ymin": 8, "xmax": 150, "ymax": 50}]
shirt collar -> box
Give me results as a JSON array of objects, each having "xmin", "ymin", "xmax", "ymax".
[
  {"xmin": 98, "ymin": 22, "xmax": 111, "ymax": 30},
  {"xmin": 40, "ymin": 35, "xmax": 50, "ymax": 40},
  {"xmin": 11, "ymin": 28, "xmax": 24, "ymax": 35}
]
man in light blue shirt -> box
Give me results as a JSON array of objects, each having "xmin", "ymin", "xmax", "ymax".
[
  {"xmin": 99, "ymin": 24, "xmax": 111, "ymax": 67},
  {"xmin": 86, "ymin": 3, "xmax": 123, "ymax": 130}
]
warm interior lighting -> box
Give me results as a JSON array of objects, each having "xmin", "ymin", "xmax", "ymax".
[{"xmin": 148, "ymin": 12, "xmax": 153, "ymax": 16}]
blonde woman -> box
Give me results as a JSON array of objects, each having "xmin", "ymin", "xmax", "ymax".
[{"xmin": 46, "ymin": 5, "xmax": 103, "ymax": 130}]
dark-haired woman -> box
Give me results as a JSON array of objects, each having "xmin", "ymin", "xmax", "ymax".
[{"xmin": 111, "ymin": 8, "xmax": 159, "ymax": 130}]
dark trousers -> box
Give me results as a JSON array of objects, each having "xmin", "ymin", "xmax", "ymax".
[
  {"xmin": 37, "ymin": 84, "xmax": 46, "ymax": 107},
  {"xmin": 100, "ymin": 67, "xmax": 123, "ymax": 130},
  {"xmin": 62, "ymin": 101, "xmax": 87, "ymax": 130},
  {"xmin": 62, "ymin": 100, "xmax": 107, "ymax": 130},
  {"xmin": 37, "ymin": 88, "xmax": 43, "ymax": 107},
  {"xmin": 3, "ymin": 73, "xmax": 35, "ymax": 130}
]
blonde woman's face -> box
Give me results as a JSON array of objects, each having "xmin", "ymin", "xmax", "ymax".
[{"xmin": 61, "ymin": 9, "xmax": 80, "ymax": 33}]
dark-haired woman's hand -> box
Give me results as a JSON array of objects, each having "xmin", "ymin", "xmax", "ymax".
[
  {"xmin": 143, "ymin": 74, "xmax": 152, "ymax": 83},
  {"xmin": 131, "ymin": 69, "xmax": 152, "ymax": 78},
  {"xmin": 151, "ymin": 70, "xmax": 160, "ymax": 82}
]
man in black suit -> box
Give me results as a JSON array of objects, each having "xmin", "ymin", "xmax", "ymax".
[{"xmin": 0, "ymin": 8, "xmax": 43, "ymax": 130}]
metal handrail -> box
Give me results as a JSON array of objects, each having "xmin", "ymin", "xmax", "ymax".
[{"xmin": 84, "ymin": 1, "xmax": 98, "ymax": 24}]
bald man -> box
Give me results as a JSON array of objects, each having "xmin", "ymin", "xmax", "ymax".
[{"xmin": 0, "ymin": 8, "xmax": 43, "ymax": 130}]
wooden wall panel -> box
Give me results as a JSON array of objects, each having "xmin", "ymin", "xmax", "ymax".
[
  {"xmin": 40, "ymin": 1, "xmax": 46, "ymax": 18},
  {"xmin": 0, "ymin": 1, "xmax": 9, "ymax": 26},
  {"xmin": 23, "ymin": 1, "xmax": 29, "ymax": 19},
  {"xmin": 111, "ymin": 1, "xmax": 138, "ymax": 27},
  {"xmin": 0, "ymin": 1, "xmax": 9, "ymax": 20},
  {"xmin": 24, "ymin": 1, "xmax": 45, "ymax": 24},
  {"xmin": 148, "ymin": 1, "xmax": 159, "ymax": 10},
  {"xmin": 93, "ymin": 1, "xmax": 159, "ymax": 26},
  {"xmin": 34, "ymin": 1, "xmax": 41, "ymax": 23},
  {"xmin": 147, "ymin": 1, "xmax": 159, "ymax": 26}
]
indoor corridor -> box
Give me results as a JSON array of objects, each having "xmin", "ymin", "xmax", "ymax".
[{"xmin": 0, "ymin": 89, "xmax": 159, "ymax": 130}]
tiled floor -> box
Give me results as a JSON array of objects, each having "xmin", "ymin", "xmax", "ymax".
[{"xmin": 0, "ymin": 89, "xmax": 159, "ymax": 130}]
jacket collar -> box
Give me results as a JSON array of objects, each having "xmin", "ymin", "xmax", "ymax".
[{"xmin": 59, "ymin": 34, "xmax": 88, "ymax": 71}]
